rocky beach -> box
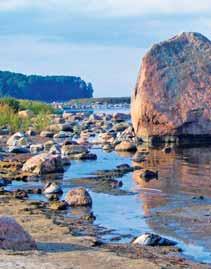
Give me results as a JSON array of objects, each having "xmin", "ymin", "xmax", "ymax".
[
  {"xmin": 0, "ymin": 105, "xmax": 210, "ymax": 268},
  {"xmin": 0, "ymin": 32, "xmax": 210, "ymax": 268}
]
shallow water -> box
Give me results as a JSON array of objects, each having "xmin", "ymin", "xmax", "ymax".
[{"xmin": 7, "ymin": 146, "xmax": 211, "ymax": 263}]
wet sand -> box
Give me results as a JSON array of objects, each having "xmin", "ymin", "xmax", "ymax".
[{"xmin": 0, "ymin": 195, "xmax": 208, "ymax": 269}]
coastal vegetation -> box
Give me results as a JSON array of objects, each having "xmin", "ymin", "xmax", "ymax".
[
  {"xmin": 0, "ymin": 97, "xmax": 53, "ymax": 132},
  {"xmin": 0, "ymin": 71, "xmax": 93, "ymax": 102}
]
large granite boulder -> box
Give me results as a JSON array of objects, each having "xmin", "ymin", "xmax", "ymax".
[
  {"xmin": 0, "ymin": 216, "xmax": 36, "ymax": 250},
  {"xmin": 22, "ymin": 153, "xmax": 64, "ymax": 175},
  {"xmin": 131, "ymin": 32, "xmax": 211, "ymax": 142}
]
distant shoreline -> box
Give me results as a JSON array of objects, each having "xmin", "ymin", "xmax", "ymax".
[{"xmin": 67, "ymin": 97, "xmax": 131, "ymax": 105}]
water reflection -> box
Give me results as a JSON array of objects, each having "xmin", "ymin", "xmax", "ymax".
[
  {"xmin": 132, "ymin": 146, "xmax": 211, "ymax": 262},
  {"xmin": 133, "ymin": 146, "xmax": 211, "ymax": 197}
]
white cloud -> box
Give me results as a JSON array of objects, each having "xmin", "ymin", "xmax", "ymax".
[{"xmin": 0, "ymin": 0, "xmax": 211, "ymax": 16}]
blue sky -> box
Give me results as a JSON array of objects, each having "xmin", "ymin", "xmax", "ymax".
[{"xmin": 0, "ymin": 1, "xmax": 210, "ymax": 97}]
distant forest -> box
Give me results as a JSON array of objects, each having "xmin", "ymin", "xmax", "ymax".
[{"xmin": 0, "ymin": 71, "xmax": 93, "ymax": 102}]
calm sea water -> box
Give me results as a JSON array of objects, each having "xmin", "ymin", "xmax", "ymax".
[{"xmin": 6, "ymin": 108, "xmax": 211, "ymax": 264}]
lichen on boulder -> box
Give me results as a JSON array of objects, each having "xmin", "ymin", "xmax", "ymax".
[{"xmin": 131, "ymin": 32, "xmax": 211, "ymax": 142}]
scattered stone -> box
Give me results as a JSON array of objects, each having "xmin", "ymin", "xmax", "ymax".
[
  {"xmin": 22, "ymin": 153, "xmax": 64, "ymax": 175},
  {"xmin": 113, "ymin": 122, "xmax": 129, "ymax": 132},
  {"xmin": 8, "ymin": 146, "xmax": 30, "ymax": 154},
  {"xmin": 18, "ymin": 110, "xmax": 34, "ymax": 119},
  {"xmin": 116, "ymin": 164, "xmax": 130, "ymax": 170},
  {"xmin": 26, "ymin": 129, "xmax": 37, "ymax": 136},
  {"xmin": 44, "ymin": 140, "xmax": 55, "ymax": 151},
  {"xmin": 0, "ymin": 216, "xmax": 36, "ymax": 250},
  {"xmin": 13, "ymin": 189, "xmax": 28, "ymax": 199},
  {"xmin": 115, "ymin": 141, "xmax": 137, "ymax": 152},
  {"xmin": 40, "ymin": 131, "xmax": 54, "ymax": 138},
  {"xmin": 43, "ymin": 182, "xmax": 63, "ymax": 194},
  {"xmin": 132, "ymin": 233, "xmax": 176, "ymax": 246},
  {"xmin": 49, "ymin": 144, "xmax": 61, "ymax": 155},
  {"xmin": 49, "ymin": 200, "xmax": 68, "ymax": 210},
  {"xmin": 54, "ymin": 131, "xmax": 72, "ymax": 139},
  {"xmin": 48, "ymin": 123, "xmax": 73, "ymax": 132},
  {"xmin": 70, "ymin": 152, "xmax": 97, "ymax": 161},
  {"xmin": 7, "ymin": 132, "xmax": 28, "ymax": 147},
  {"xmin": 112, "ymin": 113, "xmax": 130, "ymax": 122},
  {"xmin": 61, "ymin": 144, "xmax": 88, "ymax": 157},
  {"xmin": 30, "ymin": 144, "xmax": 44, "ymax": 154},
  {"xmin": 65, "ymin": 188, "xmax": 92, "ymax": 207}
]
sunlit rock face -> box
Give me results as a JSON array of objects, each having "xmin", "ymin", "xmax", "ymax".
[{"xmin": 131, "ymin": 32, "xmax": 211, "ymax": 141}]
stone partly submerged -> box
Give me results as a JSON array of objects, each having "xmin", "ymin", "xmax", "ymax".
[
  {"xmin": 65, "ymin": 188, "xmax": 92, "ymax": 207},
  {"xmin": 22, "ymin": 153, "xmax": 64, "ymax": 175},
  {"xmin": 131, "ymin": 32, "xmax": 211, "ymax": 145},
  {"xmin": 132, "ymin": 233, "xmax": 176, "ymax": 247},
  {"xmin": 0, "ymin": 216, "xmax": 36, "ymax": 251}
]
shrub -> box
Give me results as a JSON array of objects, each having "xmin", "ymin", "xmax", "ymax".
[
  {"xmin": 0, "ymin": 104, "xmax": 30, "ymax": 132},
  {"xmin": 0, "ymin": 98, "xmax": 54, "ymax": 133},
  {"xmin": 18, "ymin": 100, "xmax": 54, "ymax": 115},
  {"xmin": 33, "ymin": 112, "xmax": 51, "ymax": 132},
  {"xmin": 0, "ymin": 97, "xmax": 20, "ymax": 112}
]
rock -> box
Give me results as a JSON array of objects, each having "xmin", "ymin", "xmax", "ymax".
[
  {"xmin": 49, "ymin": 200, "xmax": 68, "ymax": 210},
  {"xmin": 53, "ymin": 131, "xmax": 72, "ymax": 139},
  {"xmin": 116, "ymin": 163, "xmax": 130, "ymax": 170},
  {"xmin": 30, "ymin": 144, "xmax": 44, "ymax": 154},
  {"xmin": 13, "ymin": 189, "xmax": 28, "ymax": 199},
  {"xmin": 141, "ymin": 170, "xmax": 158, "ymax": 181},
  {"xmin": 48, "ymin": 123, "xmax": 73, "ymax": 133},
  {"xmin": 43, "ymin": 182, "xmax": 63, "ymax": 194},
  {"xmin": 44, "ymin": 140, "xmax": 55, "ymax": 151},
  {"xmin": 131, "ymin": 32, "xmax": 211, "ymax": 141},
  {"xmin": 83, "ymin": 212, "xmax": 96, "ymax": 222},
  {"xmin": 65, "ymin": 188, "xmax": 92, "ymax": 207},
  {"xmin": 45, "ymin": 194, "xmax": 60, "ymax": 201},
  {"xmin": 0, "ymin": 128, "xmax": 9, "ymax": 135},
  {"xmin": 112, "ymin": 113, "xmax": 130, "ymax": 122},
  {"xmin": 49, "ymin": 144, "xmax": 61, "ymax": 155},
  {"xmin": 18, "ymin": 110, "xmax": 34, "ymax": 119},
  {"xmin": 26, "ymin": 129, "xmax": 37, "ymax": 136},
  {"xmin": 70, "ymin": 152, "xmax": 97, "ymax": 160},
  {"xmin": 132, "ymin": 152, "xmax": 146, "ymax": 163},
  {"xmin": 8, "ymin": 146, "xmax": 30, "ymax": 154},
  {"xmin": 132, "ymin": 233, "xmax": 176, "ymax": 246},
  {"xmin": 0, "ymin": 216, "xmax": 36, "ymax": 250},
  {"xmin": 111, "ymin": 180, "xmax": 123, "ymax": 188},
  {"xmin": 113, "ymin": 122, "xmax": 129, "ymax": 132},
  {"xmin": 89, "ymin": 114, "xmax": 103, "ymax": 121},
  {"xmin": 61, "ymin": 144, "xmax": 88, "ymax": 157},
  {"xmin": 53, "ymin": 117, "xmax": 65, "ymax": 124},
  {"xmin": 40, "ymin": 131, "xmax": 54, "ymax": 138},
  {"xmin": 7, "ymin": 132, "xmax": 28, "ymax": 147},
  {"xmin": 115, "ymin": 141, "xmax": 137, "ymax": 152},
  {"xmin": 62, "ymin": 157, "xmax": 71, "ymax": 166},
  {"xmin": 102, "ymin": 144, "xmax": 114, "ymax": 151},
  {"xmin": 22, "ymin": 153, "xmax": 64, "ymax": 175}
]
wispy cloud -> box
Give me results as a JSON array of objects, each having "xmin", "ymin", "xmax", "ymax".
[
  {"xmin": 0, "ymin": 1, "xmax": 210, "ymax": 96},
  {"xmin": 0, "ymin": 0, "xmax": 211, "ymax": 16}
]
